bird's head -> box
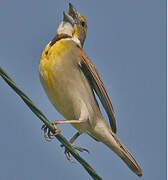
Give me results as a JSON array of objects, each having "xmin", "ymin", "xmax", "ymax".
[
  {"xmin": 69, "ymin": 3, "xmax": 87, "ymax": 47},
  {"xmin": 57, "ymin": 3, "xmax": 87, "ymax": 47}
]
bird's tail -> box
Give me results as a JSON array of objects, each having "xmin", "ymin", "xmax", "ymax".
[
  {"xmin": 109, "ymin": 131, "xmax": 142, "ymax": 177},
  {"xmin": 91, "ymin": 124, "xmax": 142, "ymax": 177}
]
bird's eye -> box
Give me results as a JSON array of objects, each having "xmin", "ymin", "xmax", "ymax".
[{"xmin": 81, "ymin": 21, "xmax": 85, "ymax": 27}]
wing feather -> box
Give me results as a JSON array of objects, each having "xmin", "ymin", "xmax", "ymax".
[{"xmin": 78, "ymin": 47, "xmax": 117, "ymax": 133}]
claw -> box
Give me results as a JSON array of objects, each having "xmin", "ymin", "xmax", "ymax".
[
  {"xmin": 41, "ymin": 124, "xmax": 45, "ymax": 130},
  {"xmin": 51, "ymin": 122, "xmax": 61, "ymax": 136},
  {"xmin": 47, "ymin": 129, "xmax": 54, "ymax": 139},
  {"xmin": 41, "ymin": 122, "xmax": 60, "ymax": 141},
  {"xmin": 65, "ymin": 150, "xmax": 73, "ymax": 162},
  {"xmin": 72, "ymin": 144, "xmax": 89, "ymax": 153},
  {"xmin": 61, "ymin": 143, "xmax": 89, "ymax": 161},
  {"xmin": 60, "ymin": 144, "xmax": 72, "ymax": 161}
]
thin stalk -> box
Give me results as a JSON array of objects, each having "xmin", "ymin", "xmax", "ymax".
[{"xmin": 0, "ymin": 66, "xmax": 102, "ymax": 180}]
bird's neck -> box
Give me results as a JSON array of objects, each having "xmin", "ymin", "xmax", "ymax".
[
  {"xmin": 48, "ymin": 21, "xmax": 82, "ymax": 47},
  {"xmin": 71, "ymin": 36, "xmax": 82, "ymax": 47},
  {"xmin": 56, "ymin": 21, "xmax": 82, "ymax": 47},
  {"xmin": 57, "ymin": 21, "xmax": 73, "ymax": 36},
  {"xmin": 49, "ymin": 33, "xmax": 72, "ymax": 46}
]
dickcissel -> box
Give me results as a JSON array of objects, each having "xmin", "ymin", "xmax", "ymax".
[{"xmin": 39, "ymin": 3, "xmax": 142, "ymax": 177}]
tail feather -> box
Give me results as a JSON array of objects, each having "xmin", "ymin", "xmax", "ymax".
[
  {"xmin": 89, "ymin": 120, "xmax": 142, "ymax": 176},
  {"xmin": 111, "ymin": 132, "xmax": 142, "ymax": 177}
]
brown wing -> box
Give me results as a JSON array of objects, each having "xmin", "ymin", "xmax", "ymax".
[{"xmin": 78, "ymin": 46, "xmax": 117, "ymax": 133}]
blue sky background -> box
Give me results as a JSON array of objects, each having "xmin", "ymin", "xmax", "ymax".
[{"xmin": 0, "ymin": 0, "xmax": 166, "ymax": 180}]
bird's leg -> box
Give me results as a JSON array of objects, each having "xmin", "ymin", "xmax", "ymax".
[
  {"xmin": 41, "ymin": 119, "xmax": 86, "ymax": 141},
  {"xmin": 69, "ymin": 132, "xmax": 89, "ymax": 152},
  {"xmin": 52, "ymin": 119, "xmax": 86, "ymax": 124},
  {"xmin": 61, "ymin": 132, "xmax": 89, "ymax": 161}
]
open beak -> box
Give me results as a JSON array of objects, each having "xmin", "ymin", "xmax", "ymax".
[
  {"xmin": 63, "ymin": 11, "xmax": 75, "ymax": 26},
  {"xmin": 68, "ymin": 3, "xmax": 78, "ymax": 20},
  {"xmin": 63, "ymin": 3, "xmax": 79, "ymax": 26}
]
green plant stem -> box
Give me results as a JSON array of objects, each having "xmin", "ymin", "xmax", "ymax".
[{"xmin": 0, "ymin": 66, "xmax": 102, "ymax": 180}]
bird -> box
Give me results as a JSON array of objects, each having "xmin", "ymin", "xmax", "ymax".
[{"xmin": 39, "ymin": 3, "xmax": 142, "ymax": 177}]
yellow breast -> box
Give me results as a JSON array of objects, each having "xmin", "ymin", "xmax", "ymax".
[
  {"xmin": 40, "ymin": 39, "xmax": 72, "ymax": 72},
  {"xmin": 39, "ymin": 38, "xmax": 79, "ymax": 119},
  {"xmin": 39, "ymin": 39, "xmax": 72, "ymax": 90}
]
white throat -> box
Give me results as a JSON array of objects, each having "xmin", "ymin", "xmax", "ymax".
[
  {"xmin": 57, "ymin": 21, "xmax": 74, "ymax": 37},
  {"xmin": 57, "ymin": 21, "xmax": 82, "ymax": 48}
]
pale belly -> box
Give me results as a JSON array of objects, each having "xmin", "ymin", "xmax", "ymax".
[{"xmin": 39, "ymin": 56, "xmax": 100, "ymax": 132}]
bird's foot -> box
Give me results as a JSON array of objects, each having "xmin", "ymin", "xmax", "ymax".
[
  {"xmin": 41, "ymin": 122, "xmax": 60, "ymax": 141},
  {"xmin": 61, "ymin": 144, "xmax": 89, "ymax": 162}
]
